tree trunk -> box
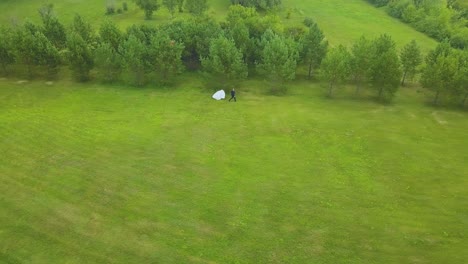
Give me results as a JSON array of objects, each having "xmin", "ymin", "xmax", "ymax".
[
  {"xmin": 308, "ymin": 63, "xmax": 312, "ymax": 79},
  {"xmin": 462, "ymin": 93, "xmax": 468, "ymax": 107},
  {"xmin": 1, "ymin": 63, "xmax": 7, "ymax": 76},
  {"xmin": 378, "ymin": 86, "xmax": 384, "ymax": 99},
  {"xmin": 328, "ymin": 81, "xmax": 334, "ymax": 97},
  {"xmin": 355, "ymin": 80, "xmax": 361, "ymax": 95},
  {"xmin": 401, "ymin": 71, "xmax": 407, "ymax": 86},
  {"xmin": 433, "ymin": 90, "xmax": 440, "ymax": 105}
]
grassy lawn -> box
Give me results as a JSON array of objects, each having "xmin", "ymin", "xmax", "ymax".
[
  {"xmin": 1, "ymin": 77, "xmax": 467, "ymax": 263},
  {"xmin": 284, "ymin": 0, "xmax": 438, "ymax": 51}
]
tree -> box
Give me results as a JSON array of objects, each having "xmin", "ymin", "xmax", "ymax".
[
  {"xmin": 94, "ymin": 42, "xmax": 123, "ymax": 82},
  {"xmin": 134, "ymin": 0, "xmax": 160, "ymax": 19},
  {"xmin": 185, "ymin": 0, "xmax": 208, "ymax": 15},
  {"xmin": 67, "ymin": 33, "xmax": 94, "ymax": 81},
  {"xmin": 225, "ymin": 21, "xmax": 254, "ymax": 65},
  {"xmin": 369, "ymin": 34, "xmax": 402, "ymax": 101},
  {"xmin": 301, "ymin": 21, "xmax": 328, "ymax": 79},
  {"xmin": 257, "ymin": 29, "xmax": 299, "ymax": 91},
  {"xmin": 71, "ymin": 14, "xmax": 94, "ymax": 44},
  {"xmin": 16, "ymin": 23, "xmax": 41, "ymax": 78},
  {"xmin": 350, "ymin": 36, "xmax": 372, "ymax": 95},
  {"xmin": 177, "ymin": 0, "xmax": 184, "ymax": 12},
  {"xmin": 147, "ymin": 33, "xmax": 184, "ymax": 83},
  {"xmin": 421, "ymin": 54, "xmax": 458, "ymax": 105},
  {"xmin": 201, "ymin": 35, "xmax": 247, "ymax": 87},
  {"xmin": 119, "ymin": 35, "xmax": 147, "ymax": 86},
  {"xmin": 39, "ymin": 4, "xmax": 67, "ymax": 49},
  {"xmin": 454, "ymin": 50, "xmax": 468, "ymax": 107},
  {"xmin": 320, "ymin": 45, "xmax": 352, "ymax": 97},
  {"xmin": 35, "ymin": 32, "xmax": 61, "ymax": 79},
  {"xmin": 400, "ymin": 40, "xmax": 422, "ymax": 85},
  {"xmin": 0, "ymin": 26, "xmax": 16, "ymax": 75},
  {"xmin": 99, "ymin": 20, "xmax": 123, "ymax": 51},
  {"xmin": 163, "ymin": 0, "xmax": 178, "ymax": 17}
]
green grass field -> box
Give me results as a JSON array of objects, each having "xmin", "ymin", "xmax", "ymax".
[
  {"xmin": 1, "ymin": 77, "xmax": 467, "ymax": 263},
  {"xmin": 1, "ymin": 0, "xmax": 466, "ymax": 263}
]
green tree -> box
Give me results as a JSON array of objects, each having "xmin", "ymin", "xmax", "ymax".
[
  {"xmin": 35, "ymin": 32, "xmax": 61, "ymax": 79},
  {"xmin": 39, "ymin": 4, "xmax": 67, "ymax": 49},
  {"xmin": 185, "ymin": 0, "xmax": 208, "ymax": 15},
  {"xmin": 163, "ymin": 0, "xmax": 178, "ymax": 17},
  {"xmin": 177, "ymin": 0, "xmax": 184, "ymax": 12},
  {"xmin": 0, "ymin": 26, "xmax": 16, "ymax": 75},
  {"xmin": 94, "ymin": 42, "xmax": 123, "ymax": 82},
  {"xmin": 67, "ymin": 33, "xmax": 94, "ymax": 82},
  {"xmin": 257, "ymin": 29, "xmax": 299, "ymax": 91},
  {"xmin": 119, "ymin": 35, "xmax": 147, "ymax": 86},
  {"xmin": 225, "ymin": 21, "xmax": 254, "ymax": 65},
  {"xmin": 301, "ymin": 21, "xmax": 328, "ymax": 79},
  {"xmin": 147, "ymin": 34, "xmax": 184, "ymax": 83},
  {"xmin": 71, "ymin": 14, "xmax": 94, "ymax": 44},
  {"xmin": 350, "ymin": 36, "xmax": 372, "ymax": 95},
  {"xmin": 421, "ymin": 54, "xmax": 458, "ymax": 105},
  {"xmin": 134, "ymin": 0, "xmax": 160, "ymax": 19},
  {"xmin": 369, "ymin": 34, "xmax": 402, "ymax": 101},
  {"xmin": 201, "ymin": 35, "xmax": 247, "ymax": 87},
  {"xmin": 99, "ymin": 20, "xmax": 123, "ymax": 51},
  {"xmin": 454, "ymin": 50, "xmax": 468, "ymax": 106},
  {"xmin": 320, "ymin": 45, "xmax": 352, "ymax": 97},
  {"xmin": 16, "ymin": 23, "xmax": 41, "ymax": 78},
  {"xmin": 400, "ymin": 40, "xmax": 422, "ymax": 85}
]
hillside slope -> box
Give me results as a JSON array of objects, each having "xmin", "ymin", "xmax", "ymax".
[{"xmin": 0, "ymin": 0, "xmax": 437, "ymax": 51}]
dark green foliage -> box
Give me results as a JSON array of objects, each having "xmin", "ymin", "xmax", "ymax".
[
  {"xmin": 400, "ymin": 40, "xmax": 422, "ymax": 85},
  {"xmin": 421, "ymin": 41, "xmax": 456, "ymax": 105},
  {"xmin": 201, "ymin": 35, "xmax": 247, "ymax": 87},
  {"xmin": 301, "ymin": 21, "xmax": 328, "ymax": 78},
  {"xmin": 147, "ymin": 33, "xmax": 184, "ymax": 83},
  {"xmin": 123, "ymin": 2, "xmax": 128, "ymax": 11},
  {"xmin": 454, "ymin": 50, "xmax": 468, "ymax": 106},
  {"xmin": 230, "ymin": 0, "xmax": 282, "ymax": 10},
  {"xmin": 126, "ymin": 24, "xmax": 158, "ymax": 45},
  {"xmin": 67, "ymin": 33, "xmax": 94, "ymax": 82},
  {"xmin": 99, "ymin": 20, "xmax": 123, "ymax": 51},
  {"xmin": 350, "ymin": 35, "xmax": 372, "ymax": 95},
  {"xmin": 185, "ymin": 0, "xmax": 208, "ymax": 15},
  {"xmin": 15, "ymin": 22, "xmax": 42, "ymax": 78},
  {"xmin": 134, "ymin": 0, "xmax": 160, "ymax": 19},
  {"xmin": 177, "ymin": 0, "xmax": 184, "ymax": 12},
  {"xmin": 119, "ymin": 35, "xmax": 147, "ymax": 86},
  {"xmin": 257, "ymin": 29, "xmax": 300, "ymax": 91},
  {"xmin": 163, "ymin": 0, "xmax": 178, "ymax": 17},
  {"xmin": 369, "ymin": 34, "xmax": 402, "ymax": 101},
  {"xmin": 35, "ymin": 32, "xmax": 61, "ymax": 79},
  {"xmin": 71, "ymin": 14, "xmax": 94, "ymax": 44},
  {"xmin": 320, "ymin": 45, "xmax": 351, "ymax": 97},
  {"xmin": 39, "ymin": 4, "xmax": 67, "ymax": 49},
  {"xmin": 94, "ymin": 42, "xmax": 123, "ymax": 82},
  {"xmin": 0, "ymin": 26, "xmax": 16, "ymax": 75},
  {"xmin": 161, "ymin": 17, "xmax": 221, "ymax": 69}
]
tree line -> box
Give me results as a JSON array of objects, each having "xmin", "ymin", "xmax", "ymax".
[
  {"xmin": 366, "ymin": 0, "xmax": 468, "ymax": 49},
  {"xmin": 0, "ymin": 4, "xmax": 467, "ymax": 107}
]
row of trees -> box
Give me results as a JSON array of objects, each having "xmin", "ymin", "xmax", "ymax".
[
  {"xmin": 320, "ymin": 36, "xmax": 468, "ymax": 106},
  {"xmin": 366, "ymin": 0, "xmax": 468, "ymax": 49},
  {"xmin": 134, "ymin": 0, "xmax": 207, "ymax": 19},
  {"xmin": 0, "ymin": 4, "xmax": 467, "ymax": 106}
]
